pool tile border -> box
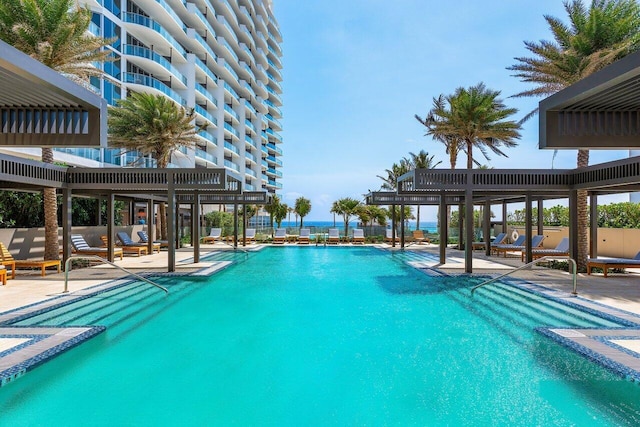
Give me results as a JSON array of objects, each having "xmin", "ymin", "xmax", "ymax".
[{"xmin": 0, "ymin": 326, "xmax": 106, "ymax": 387}]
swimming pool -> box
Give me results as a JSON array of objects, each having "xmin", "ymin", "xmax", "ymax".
[{"xmin": 1, "ymin": 246, "xmax": 639, "ymax": 425}]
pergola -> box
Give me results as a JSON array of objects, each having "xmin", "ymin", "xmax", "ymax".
[
  {"xmin": 369, "ymin": 50, "xmax": 640, "ymax": 273},
  {"xmin": 0, "ymin": 40, "xmax": 270, "ymax": 272}
]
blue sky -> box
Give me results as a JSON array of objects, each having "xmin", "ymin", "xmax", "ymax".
[{"xmin": 274, "ymin": 0, "xmax": 633, "ymax": 221}]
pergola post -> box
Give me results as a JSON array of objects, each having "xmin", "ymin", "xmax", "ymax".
[
  {"xmin": 233, "ymin": 202, "xmax": 239, "ymax": 249},
  {"xmin": 502, "ymin": 202, "xmax": 508, "ymax": 236},
  {"xmin": 569, "ymin": 189, "xmax": 579, "ymax": 263},
  {"xmin": 242, "ymin": 204, "xmax": 247, "ymax": 247},
  {"xmin": 107, "ymin": 193, "xmax": 115, "ymax": 263},
  {"xmin": 439, "ymin": 193, "xmax": 447, "ymax": 264},
  {"xmin": 61, "ymin": 188, "xmax": 72, "ymax": 269},
  {"xmin": 483, "ymin": 200, "xmax": 491, "ymax": 256},
  {"xmin": 464, "ymin": 189, "xmax": 473, "ymax": 273},
  {"xmin": 458, "ymin": 204, "xmax": 464, "ymax": 250},
  {"xmin": 590, "ymin": 193, "xmax": 598, "ymax": 257},
  {"xmin": 400, "ymin": 203, "xmax": 405, "ymax": 249},
  {"xmin": 537, "ymin": 199, "xmax": 544, "ymax": 237},
  {"xmin": 167, "ymin": 175, "xmax": 176, "ymax": 272},
  {"xmin": 146, "ymin": 198, "xmax": 154, "ymax": 253},
  {"xmin": 525, "ymin": 193, "xmax": 533, "ymax": 264},
  {"xmin": 391, "ymin": 205, "xmax": 396, "ymax": 248},
  {"xmin": 193, "ymin": 192, "xmax": 200, "ymax": 263}
]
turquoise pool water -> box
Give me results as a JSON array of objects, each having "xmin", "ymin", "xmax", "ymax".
[{"xmin": 1, "ymin": 247, "xmax": 640, "ymax": 425}]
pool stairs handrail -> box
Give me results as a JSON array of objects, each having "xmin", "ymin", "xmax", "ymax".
[
  {"xmin": 63, "ymin": 255, "xmax": 168, "ymax": 294},
  {"xmin": 470, "ymin": 256, "xmax": 577, "ymax": 296}
]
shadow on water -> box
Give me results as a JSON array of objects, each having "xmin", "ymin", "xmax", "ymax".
[{"xmin": 377, "ymin": 274, "xmax": 476, "ymax": 295}]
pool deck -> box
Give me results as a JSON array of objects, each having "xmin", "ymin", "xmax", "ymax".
[{"xmin": 1, "ymin": 242, "xmax": 640, "ymax": 386}]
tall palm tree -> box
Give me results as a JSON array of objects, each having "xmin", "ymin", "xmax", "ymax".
[
  {"xmin": 108, "ymin": 92, "xmax": 200, "ymax": 240},
  {"xmin": 416, "ymin": 95, "xmax": 463, "ymax": 170},
  {"xmin": 427, "ymin": 83, "xmax": 521, "ymax": 169},
  {"xmin": 294, "ymin": 197, "xmax": 311, "ymax": 229},
  {"xmin": 405, "ymin": 150, "xmax": 441, "ymax": 230},
  {"xmin": 0, "ymin": 0, "xmax": 112, "ymax": 261},
  {"xmin": 507, "ymin": 0, "xmax": 640, "ymax": 271}
]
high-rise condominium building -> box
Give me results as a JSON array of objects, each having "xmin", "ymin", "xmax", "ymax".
[{"xmin": 5, "ymin": 0, "xmax": 284, "ymax": 195}]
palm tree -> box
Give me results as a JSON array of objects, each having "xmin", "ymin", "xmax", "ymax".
[
  {"xmin": 0, "ymin": 0, "xmax": 112, "ymax": 261},
  {"xmin": 108, "ymin": 92, "xmax": 200, "ymax": 240},
  {"xmin": 507, "ymin": 0, "xmax": 640, "ymax": 271},
  {"xmin": 377, "ymin": 161, "xmax": 411, "ymax": 191},
  {"xmin": 405, "ymin": 150, "xmax": 441, "ymax": 229},
  {"xmin": 416, "ymin": 95, "xmax": 463, "ymax": 170},
  {"xmin": 330, "ymin": 198, "xmax": 361, "ymax": 239},
  {"xmin": 427, "ymin": 83, "xmax": 521, "ymax": 169},
  {"xmin": 294, "ymin": 197, "xmax": 311, "ymax": 229}
]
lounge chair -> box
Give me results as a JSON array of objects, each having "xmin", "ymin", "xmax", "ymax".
[
  {"xmin": 117, "ymin": 231, "xmax": 160, "ymax": 254},
  {"xmin": 522, "ymin": 237, "xmax": 569, "ymax": 262},
  {"xmin": 587, "ymin": 251, "xmax": 640, "ymax": 278},
  {"xmin": 492, "ymin": 235, "xmax": 528, "ymax": 257},
  {"xmin": 327, "ymin": 228, "xmax": 340, "ymax": 244},
  {"xmin": 493, "ymin": 235, "xmax": 544, "ymax": 258},
  {"xmin": 101, "ymin": 235, "xmax": 148, "ymax": 256},
  {"xmin": 298, "ymin": 228, "xmax": 311, "ymax": 244},
  {"xmin": 201, "ymin": 228, "xmax": 222, "ymax": 244},
  {"xmin": 137, "ymin": 230, "xmax": 170, "ymax": 249},
  {"xmin": 0, "ymin": 265, "xmax": 6, "ymax": 285},
  {"xmin": 384, "ymin": 229, "xmax": 400, "ymax": 244},
  {"xmin": 71, "ymin": 234, "xmax": 123, "ymax": 260},
  {"xmin": 273, "ymin": 228, "xmax": 287, "ymax": 244},
  {"xmin": 0, "ymin": 242, "xmax": 61, "ymax": 278},
  {"xmin": 352, "ymin": 229, "xmax": 365, "ymax": 244},
  {"xmin": 244, "ymin": 228, "xmax": 256, "ymax": 244},
  {"xmin": 471, "ymin": 232, "xmax": 506, "ymax": 250},
  {"xmin": 412, "ymin": 230, "xmax": 430, "ymax": 245}
]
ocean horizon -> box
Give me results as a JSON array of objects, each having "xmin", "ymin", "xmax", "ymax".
[{"xmin": 270, "ymin": 220, "xmax": 439, "ymax": 233}]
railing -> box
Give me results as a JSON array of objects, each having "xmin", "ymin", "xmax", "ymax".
[
  {"xmin": 63, "ymin": 255, "xmax": 168, "ymax": 294},
  {"xmin": 471, "ymin": 256, "xmax": 577, "ymax": 296}
]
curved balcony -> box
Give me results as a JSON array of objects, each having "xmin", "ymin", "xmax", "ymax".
[
  {"xmin": 193, "ymin": 32, "xmax": 219, "ymax": 66},
  {"xmin": 224, "ymin": 104, "xmax": 240, "ymax": 123},
  {"xmin": 265, "ymin": 129, "xmax": 283, "ymax": 144},
  {"xmin": 122, "ymin": 72, "xmax": 185, "ymax": 106},
  {"xmin": 195, "ymin": 83, "xmax": 218, "ymax": 108},
  {"xmin": 246, "ymin": 167, "xmax": 257, "ymax": 177},
  {"xmin": 264, "ymin": 99, "xmax": 282, "ymax": 117},
  {"xmin": 224, "ymin": 141, "xmax": 240, "ymax": 156},
  {"xmin": 265, "ymin": 114, "xmax": 282, "ymax": 131},
  {"xmin": 223, "ymin": 122, "xmax": 240, "ymax": 139},
  {"xmin": 197, "ymin": 129, "xmax": 217, "ymax": 145},
  {"xmin": 245, "ymin": 151, "xmax": 257, "ymax": 163},
  {"xmin": 217, "ymin": 36, "xmax": 240, "ymax": 64},
  {"xmin": 195, "ymin": 104, "xmax": 218, "ymax": 127},
  {"xmin": 122, "ymin": 45, "xmax": 187, "ymax": 86},
  {"xmin": 245, "ymin": 135, "xmax": 256, "ymax": 149},
  {"xmin": 266, "ymin": 167, "xmax": 283, "ymax": 178},
  {"xmin": 266, "ymin": 142, "xmax": 283, "ymax": 155},
  {"xmin": 224, "ymin": 159, "xmax": 240, "ymax": 172},
  {"xmin": 266, "ymin": 155, "xmax": 283, "ymax": 167},
  {"xmin": 122, "ymin": 13, "xmax": 186, "ymax": 58},
  {"xmin": 195, "ymin": 148, "xmax": 217, "ymax": 165},
  {"xmin": 267, "ymin": 179, "xmax": 283, "ymax": 189},
  {"xmin": 195, "ymin": 56, "xmax": 219, "ymax": 86},
  {"xmin": 189, "ymin": 4, "xmax": 217, "ymax": 40},
  {"xmin": 244, "ymin": 119, "xmax": 256, "ymax": 134}
]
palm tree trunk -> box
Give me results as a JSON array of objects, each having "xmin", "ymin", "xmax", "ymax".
[
  {"xmin": 577, "ymin": 149, "xmax": 589, "ymax": 272},
  {"xmin": 159, "ymin": 203, "xmax": 168, "ymax": 241},
  {"xmin": 42, "ymin": 148, "xmax": 59, "ymax": 261},
  {"xmin": 466, "ymin": 140, "xmax": 473, "ymax": 169},
  {"xmin": 416, "ymin": 205, "xmax": 420, "ymax": 230}
]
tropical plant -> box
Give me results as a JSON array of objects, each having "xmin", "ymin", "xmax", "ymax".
[
  {"xmin": 108, "ymin": 92, "xmax": 200, "ymax": 240},
  {"xmin": 330, "ymin": 198, "xmax": 361, "ymax": 238},
  {"xmin": 0, "ymin": 0, "xmax": 112, "ymax": 260},
  {"xmin": 294, "ymin": 197, "xmax": 311, "ymax": 229},
  {"xmin": 204, "ymin": 211, "xmax": 234, "ymax": 237},
  {"xmin": 507, "ymin": 0, "xmax": 640, "ymax": 271},
  {"xmin": 273, "ymin": 203, "xmax": 288, "ymax": 228},
  {"xmin": 377, "ymin": 160, "xmax": 411, "ymax": 191},
  {"xmin": 424, "ymin": 83, "xmax": 521, "ymax": 169},
  {"xmin": 404, "ymin": 150, "xmax": 441, "ymax": 229},
  {"xmin": 416, "ymin": 97, "xmax": 463, "ymax": 170}
]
